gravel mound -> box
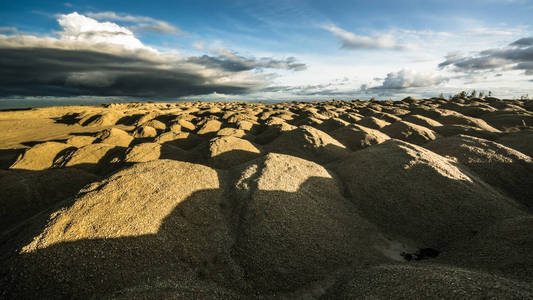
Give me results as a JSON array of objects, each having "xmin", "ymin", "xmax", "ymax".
[{"xmin": 333, "ymin": 139, "xmax": 523, "ymax": 248}]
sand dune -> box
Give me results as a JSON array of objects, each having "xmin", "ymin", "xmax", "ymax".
[{"xmin": 1, "ymin": 97, "xmax": 533, "ymax": 298}]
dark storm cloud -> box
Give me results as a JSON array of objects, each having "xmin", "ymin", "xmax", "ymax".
[
  {"xmin": 510, "ymin": 37, "xmax": 533, "ymax": 47},
  {"xmin": 439, "ymin": 37, "xmax": 533, "ymax": 75},
  {"xmin": 0, "ymin": 47, "xmax": 253, "ymax": 97},
  {"xmin": 0, "ymin": 12, "xmax": 310, "ymax": 98},
  {"xmin": 515, "ymin": 62, "xmax": 533, "ymax": 75},
  {"xmin": 187, "ymin": 52, "xmax": 307, "ymax": 72},
  {"xmin": 439, "ymin": 55, "xmax": 510, "ymax": 70}
]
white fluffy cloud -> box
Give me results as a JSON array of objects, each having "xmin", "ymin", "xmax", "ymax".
[
  {"xmin": 322, "ymin": 24, "xmax": 406, "ymax": 50},
  {"xmin": 57, "ymin": 12, "xmax": 151, "ymax": 51}
]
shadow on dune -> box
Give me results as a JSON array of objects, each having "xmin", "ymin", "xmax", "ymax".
[
  {"xmin": 0, "ymin": 146, "xmax": 134, "ymax": 248},
  {"xmin": 2, "ymin": 188, "xmax": 230, "ymax": 298},
  {"xmin": 0, "ymin": 144, "xmax": 267, "ymax": 241},
  {"xmin": 464, "ymin": 159, "xmax": 533, "ymax": 212},
  {"xmin": 0, "ymin": 167, "xmax": 100, "ymax": 252},
  {"xmin": 265, "ymin": 141, "xmax": 348, "ymax": 163},
  {"xmin": 115, "ymin": 114, "xmax": 144, "ymax": 126},
  {"xmin": 0, "ymin": 174, "xmax": 360, "ymax": 299},
  {"xmin": 0, "ymin": 148, "xmax": 25, "ymax": 169},
  {"xmin": 20, "ymin": 139, "xmax": 72, "ymax": 147},
  {"xmin": 53, "ymin": 112, "xmax": 82, "ymax": 125},
  {"xmin": 0, "ymin": 108, "xmax": 33, "ymax": 112},
  {"xmin": 69, "ymin": 131, "xmax": 101, "ymax": 137}
]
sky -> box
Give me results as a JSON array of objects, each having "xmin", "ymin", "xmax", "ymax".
[{"xmin": 0, "ymin": 0, "xmax": 533, "ymax": 103}]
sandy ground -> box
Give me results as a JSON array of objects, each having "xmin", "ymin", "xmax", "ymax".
[{"xmin": 1, "ymin": 97, "xmax": 533, "ymax": 298}]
